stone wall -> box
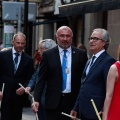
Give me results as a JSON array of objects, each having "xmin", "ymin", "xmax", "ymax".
[
  {"xmin": 107, "ymin": 9, "xmax": 120, "ymax": 60},
  {"xmin": 84, "ymin": 10, "xmax": 120, "ymax": 60}
]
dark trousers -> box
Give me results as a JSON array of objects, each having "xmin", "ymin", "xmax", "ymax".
[
  {"xmin": 81, "ymin": 113, "xmax": 98, "ymax": 120},
  {"xmin": 1, "ymin": 102, "xmax": 23, "ymax": 120},
  {"xmin": 45, "ymin": 93, "xmax": 73, "ymax": 120},
  {"xmin": 38, "ymin": 87, "xmax": 46, "ymax": 120},
  {"xmin": 38, "ymin": 101, "xmax": 46, "ymax": 120}
]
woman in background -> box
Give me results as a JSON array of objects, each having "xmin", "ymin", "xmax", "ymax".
[{"xmin": 77, "ymin": 43, "xmax": 89, "ymax": 58}]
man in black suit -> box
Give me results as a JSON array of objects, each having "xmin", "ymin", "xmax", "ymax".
[
  {"xmin": 70, "ymin": 28, "xmax": 116, "ymax": 120},
  {"xmin": 25, "ymin": 39, "xmax": 57, "ymax": 120},
  {"xmin": 32, "ymin": 26, "xmax": 88, "ymax": 120},
  {"xmin": 0, "ymin": 32, "xmax": 34, "ymax": 120}
]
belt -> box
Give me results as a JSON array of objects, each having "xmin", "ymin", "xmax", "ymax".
[{"xmin": 61, "ymin": 93, "xmax": 71, "ymax": 96}]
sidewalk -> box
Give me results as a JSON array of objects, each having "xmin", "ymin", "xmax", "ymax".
[{"xmin": 22, "ymin": 107, "xmax": 36, "ymax": 120}]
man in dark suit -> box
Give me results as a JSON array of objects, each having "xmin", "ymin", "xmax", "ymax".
[
  {"xmin": 32, "ymin": 26, "xmax": 88, "ymax": 120},
  {"xmin": 0, "ymin": 32, "xmax": 34, "ymax": 120},
  {"xmin": 70, "ymin": 28, "xmax": 116, "ymax": 120},
  {"xmin": 25, "ymin": 39, "xmax": 57, "ymax": 120}
]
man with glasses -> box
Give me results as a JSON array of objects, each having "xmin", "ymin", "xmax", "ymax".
[{"xmin": 70, "ymin": 28, "xmax": 116, "ymax": 120}]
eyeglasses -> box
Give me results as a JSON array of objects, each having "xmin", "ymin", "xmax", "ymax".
[{"xmin": 88, "ymin": 37, "xmax": 103, "ymax": 41}]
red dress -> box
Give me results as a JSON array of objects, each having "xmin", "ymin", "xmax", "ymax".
[{"xmin": 107, "ymin": 62, "xmax": 120, "ymax": 120}]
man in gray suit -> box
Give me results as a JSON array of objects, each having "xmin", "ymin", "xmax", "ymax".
[
  {"xmin": 32, "ymin": 26, "xmax": 88, "ymax": 120},
  {"xmin": 70, "ymin": 28, "xmax": 116, "ymax": 120},
  {"xmin": 0, "ymin": 32, "xmax": 34, "ymax": 120}
]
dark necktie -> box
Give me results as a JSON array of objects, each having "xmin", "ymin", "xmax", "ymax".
[
  {"xmin": 89, "ymin": 56, "xmax": 96, "ymax": 67},
  {"xmin": 14, "ymin": 53, "xmax": 19, "ymax": 73},
  {"xmin": 62, "ymin": 50, "xmax": 67, "ymax": 91},
  {"xmin": 85, "ymin": 56, "xmax": 96, "ymax": 76}
]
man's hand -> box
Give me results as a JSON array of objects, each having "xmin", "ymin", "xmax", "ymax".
[
  {"xmin": 70, "ymin": 110, "xmax": 77, "ymax": 120},
  {"xmin": 16, "ymin": 87, "xmax": 25, "ymax": 95},
  {"xmin": 0, "ymin": 91, "xmax": 3, "ymax": 100},
  {"xmin": 99, "ymin": 111, "xmax": 103, "ymax": 119},
  {"xmin": 25, "ymin": 87, "xmax": 31, "ymax": 94},
  {"xmin": 31, "ymin": 102, "xmax": 39, "ymax": 113}
]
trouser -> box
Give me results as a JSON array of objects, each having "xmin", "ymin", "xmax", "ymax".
[
  {"xmin": 45, "ymin": 93, "xmax": 73, "ymax": 120},
  {"xmin": 81, "ymin": 113, "xmax": 98, "ymax": 120},
  {"xmin": 1, "ymin": 102, "xmax": 23, "ymax": 120}
]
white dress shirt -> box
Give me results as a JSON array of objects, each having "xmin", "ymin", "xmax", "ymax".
[
  {"xmin": 12, "ymin": 47, "xmax": 22, "ymax": 69},
  {"xmin": 58, "ymin": 46, "xmax": 71, "ymax": 93},
  {"xmin": 86, "ymin": 49, "xmax": 105, "ymax": 75}
]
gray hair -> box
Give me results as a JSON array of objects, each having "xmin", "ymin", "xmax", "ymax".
[
  {"xmin": 39, "ymin": 39, "xmax": 56, "ymax": 49},
  {"xmin": 13, "ymin": 32, "xmax": 26, "ymax": 41},
  {"xmin": 93, "ymin": 28, "xmax": 110, "ymax": 50}
]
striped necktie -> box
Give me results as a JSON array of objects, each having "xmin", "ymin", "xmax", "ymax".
[
  {"xmin": 14, "ymin": 53, "xmax": 19, "ymax": 73},
  {"xmin": 86, "ymin": 56, "xmax": 96, "ymax": 75},
  {"xmin": 89, "ymin": 56, "xmax": 96, "ymax": 67}
]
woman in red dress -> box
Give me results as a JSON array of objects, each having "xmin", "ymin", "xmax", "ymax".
[{"xmin": 102, "ymin": 45, "xmax": 120, "ymax": 120}]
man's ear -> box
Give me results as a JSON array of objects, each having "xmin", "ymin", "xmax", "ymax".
[{"xmin": 11, "ymin": 40, "xmax": 14, "ymax": 45}]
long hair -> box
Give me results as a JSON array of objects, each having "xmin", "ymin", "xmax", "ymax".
[{"xmin": 117, "ymin": 45, "xmax": 120, "ymax": 61}]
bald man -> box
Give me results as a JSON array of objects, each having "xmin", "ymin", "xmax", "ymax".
[
  {"xmin": 32, "ymin": 26, "xmax": 88, "ymax": 120},
  {"xmin": 0, "ymin": 32, "xmax": 34, "ymax": 120}
]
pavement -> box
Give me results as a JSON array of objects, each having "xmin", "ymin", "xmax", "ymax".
[
  {"xmin": 0, "ymin": 107, "xmax": 36, "ymax": 120},
  {"xmin": 22, "ymin": 107, "xmax": 36, "ymax": 120}
]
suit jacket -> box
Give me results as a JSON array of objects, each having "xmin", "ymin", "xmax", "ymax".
[
  {"xmin": 34, "ymin": 46, "xmax": 88, "ymax": 109},
  {"xmin": 0, "ymin": 49, "xmax": 34, "ymax": 105},
  {"xmin": 73, "ymin": 51, "xmax": 116, "ymax": 119},
  {"xmin": 28, "ymin": 65, "xmax": 40, "ymax": 91}
]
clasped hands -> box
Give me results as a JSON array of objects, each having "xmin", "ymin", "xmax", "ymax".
[
  {"xmin": 0, "ymin": 86, "xmax": 25, "ymax": 101},
  {"xmin": 16, "ymin": 87, "xmax": 25, "ymax": 95}
]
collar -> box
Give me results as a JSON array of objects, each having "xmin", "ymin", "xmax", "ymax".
[
  {"xmin": 58, "ymin": 46, "xmax": 71, "ymax": 54},
  {"xmin": 12, "ymin": 47, "xmax": 22, "ymax": 55},
  {"xmin": 93, "ymin": 49, "xmax": 105, "ymax": 58}
]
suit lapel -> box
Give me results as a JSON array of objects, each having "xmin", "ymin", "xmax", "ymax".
[
  {"xmin": 88, "ymin": 52, "xmax": 107, "ymax": 75},
  {"xmin": 15, "ymin": 52, "xmax": 25, "ymax": 74},
  {"xmin": 82, "ymin": 51, "xmax": 107, "ymax": 83},
  {"xmin": 87, "ymin": 58, "xmax": 103, "ymax": 76},
  {"xmin": 54, "ymin": 46, "xmax": 62, "ymax": 73},
  {"xmin": 7, "ymin": 50, "xmax": 15, "ymax": 74},
  {"xmin": 71, "ymin": 47, "xmax": 76, "ymax": 75},
  {"xmin": 71, "ymin": 47, "xmax": 78, "ymax": 88},
  {"xmin": 81, "ymin": 60, "xmax": 90, "ymax": 82}
]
